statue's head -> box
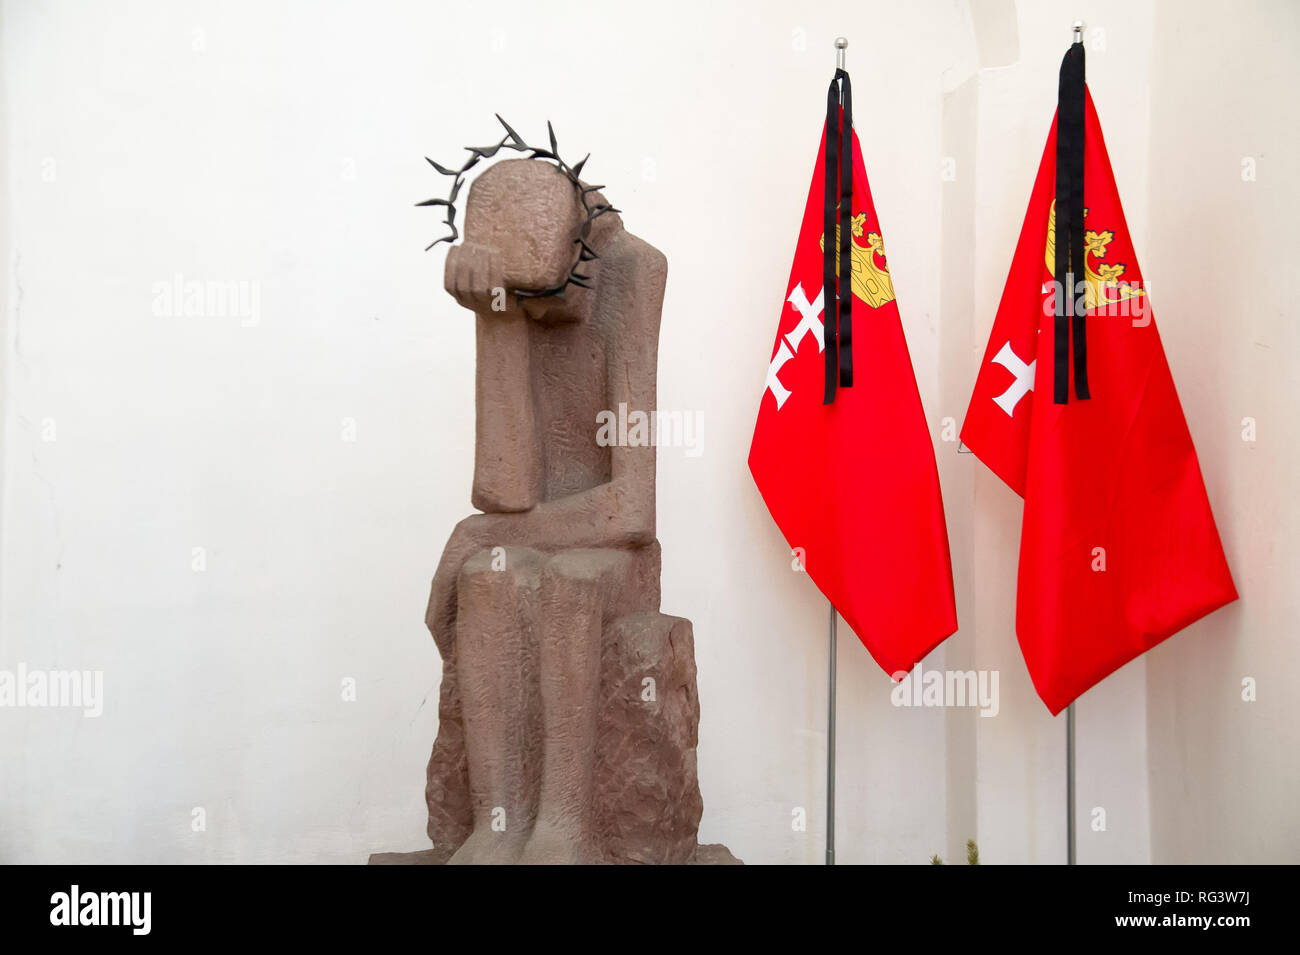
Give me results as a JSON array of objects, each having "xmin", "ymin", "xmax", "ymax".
[
  {"xmin": 422, "ymin": 119, "xmax": 622, "ymax": 322},
  {"xmin": 464, "ymin": 159, "xmax": 621, "ymax": 322},
  {"xmin": 463, "ymin": 159, "xmax": 586, "ymax": 294}
]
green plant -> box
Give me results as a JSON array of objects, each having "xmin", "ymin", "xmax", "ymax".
[{"xmin": 930, "ymin": 839, "xmax": 980, "ymax": 865}]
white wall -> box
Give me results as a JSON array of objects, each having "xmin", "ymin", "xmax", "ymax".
[
  {"xmin": 0, "ymin": 0, "xmax": 1293, "ymax": 864},
  {"xmin": 1143, "ymin": 0, "xmax": 1300, "ymax": 864}
]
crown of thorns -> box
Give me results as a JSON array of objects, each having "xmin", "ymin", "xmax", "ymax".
[{"xmin": 419, "ymin": 115, "xmax": 619, "ymax": 298}]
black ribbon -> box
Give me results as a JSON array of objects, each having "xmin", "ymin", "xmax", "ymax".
[
  {"xmin": 1054, "ymin": 41, "xmax": 1089, "ymax": 404},
  {"xmin": 823, "ymin": 68, "xmax": 853, "ymax": 405}
]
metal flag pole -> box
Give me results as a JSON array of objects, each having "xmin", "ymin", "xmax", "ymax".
[
  {"xmin": 824, "ymin": 34, "xmax": 849, "ymax": 869},
  {"xmin": 1066, "ymin": 702, "xmax": 1077, "ymax": 865},
  {"xmin": 826, "ymin": 600, "xmax": 837, "ymax": 866},
  {"xmin": 1065, "ymin": 19, "xmax": 1084, "ymax": 869}
]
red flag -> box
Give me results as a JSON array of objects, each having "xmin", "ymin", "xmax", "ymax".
[
  {"xmin": 961, "ymin": 88, "xmax": 1237, "ymax": 714},
  {"xmin": 749, "ymin": 120, "xmax": 957, "ymax": 677}
]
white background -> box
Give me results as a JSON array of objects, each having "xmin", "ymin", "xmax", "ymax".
[{"xmin": 0, "ymin": 0, "xmax": 1295, "ymax": 864}]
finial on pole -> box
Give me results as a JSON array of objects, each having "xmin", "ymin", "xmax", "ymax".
[
  {"xmin": 835, "ymin": 36, "xmax": 848, "ymax": 70},
  {"xmin": 1072, "ymin": 20, "xmax": 1085, "ymax": 44}
]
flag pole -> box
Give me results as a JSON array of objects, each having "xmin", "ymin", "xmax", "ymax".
[
  {"xmin": 1064, "ymin": 17, "xmax": 1084, "ymax": 871},
  {"xmin": 826, "ymin": 600, "xmax": 837, "ymax": 866},
  {"xmin": 1066, "ymin": 702, "xmax": 1077, "ymax": 864},
  {"xmin": 824, "ymin": 34, "xmax": 848, "ymax": 869}
]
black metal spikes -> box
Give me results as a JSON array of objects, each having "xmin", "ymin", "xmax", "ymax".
[{"xmin": 418, "ymin": 116, "xmax": 616, "ymax": 298}]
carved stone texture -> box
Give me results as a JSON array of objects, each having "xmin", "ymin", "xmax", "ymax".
[
  {"xmin": 594, "ymin": 612, "xmax": 702, "ymax": 865},
  {"xmin": 399, "ymin": 155, "xmax": 736, "ymax": 864},
  {"xmin": 423, "ymin": 655, "xmax": 471, "ymax": 854}
]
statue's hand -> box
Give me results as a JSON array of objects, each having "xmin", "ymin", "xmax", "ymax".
[{"xmin": 444, "ymin": 242, "xmax": 513, "ymax": 315}]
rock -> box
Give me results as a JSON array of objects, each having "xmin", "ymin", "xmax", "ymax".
[
  {"xmin": 594, "ymin": 613, "xmax": 702, "ymax": 865},
  {"xmin": 418, "ymin": 603, "xmax": 738, "ymax": 864},
  {"xmin": 692, "ymin": 844, "xmax": 744, "ymax": 865},
  {"xmin": 423, "ymin": 657, "xmax": 473, "ymax": 853}
]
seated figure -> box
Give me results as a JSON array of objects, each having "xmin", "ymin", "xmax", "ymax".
[{"xmin": 422, "ymin": 157, "xmax": 695, "ymax": 864}]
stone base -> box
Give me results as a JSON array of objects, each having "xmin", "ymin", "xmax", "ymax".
[
  {"xmin": 426, "ymin": 553, "xmax": 717, "ymax": 865},
  {"xmin": 367, "ymin": 843, "xmax": 742, "ymax": 866}
]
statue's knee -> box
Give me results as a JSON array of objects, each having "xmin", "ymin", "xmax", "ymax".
[
  {"xmin": 459, "ymin": 546, "xmax": 545, "ymax": 586},
  {"xmin": 456, "ymin": 547, "xmax": 547, "ymax": 623},
  {"xmin": 540, "ymin": 549, "xmax": 633, "ymax": 612}
]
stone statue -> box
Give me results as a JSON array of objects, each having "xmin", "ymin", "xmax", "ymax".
[{"xmin": 400, "ymin": 157, "xmax": 734, "ymax": 865}]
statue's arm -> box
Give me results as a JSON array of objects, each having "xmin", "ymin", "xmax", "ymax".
[
  {"xmin": 426, "ymin": 242, "xmax": 516, "ymax": 651},
  {"xmin": 425, "ymin": 234, "xmax": 666, "ymax": 648},
  {"xmin": 478, "ymin": 234, "xmax": 667, "ymax": 551}
]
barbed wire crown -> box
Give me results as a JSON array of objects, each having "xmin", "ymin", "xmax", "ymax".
[{"xmin": 419, "ymin": 115, "xmax": 619, "ymax": 298}]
